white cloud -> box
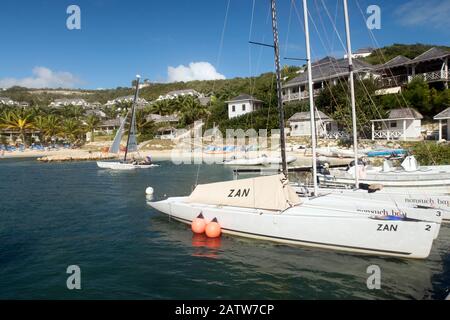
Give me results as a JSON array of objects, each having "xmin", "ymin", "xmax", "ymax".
[
  {"xmin": 395, "ymin": 0, "xmax": 450, "ymax": 28},
  {"xmin": 167, "ymin": 62, "xmax": 225, "ymax": 82},
  {"xmin": 0, "ymin": 66, "xmax": 81, "ymax": 89}
]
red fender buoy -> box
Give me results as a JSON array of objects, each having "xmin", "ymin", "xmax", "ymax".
[
  {"xmin": 205, "ymin": 218, "xmax": 221, "ymax": 238},
  {"xmin": 191, "ymin": 213, "xmax": 206, "ymax": 234}
]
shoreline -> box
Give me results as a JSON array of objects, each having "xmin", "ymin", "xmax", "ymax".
[{"xmin": 0, "ymin": 148, "xmax": 350, "ymax": 166}]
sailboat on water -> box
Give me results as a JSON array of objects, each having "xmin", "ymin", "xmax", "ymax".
[
  {"xmin": 148, "ymin": 0, "xmax": 442, "ymax": 259},
  {"xmin": 97, "ymin": 75, "xmax": 158, "ymax": 170}
]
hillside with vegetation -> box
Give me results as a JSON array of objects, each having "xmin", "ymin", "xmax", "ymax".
[{"xmin": 1, "ymin": 43, "xmax": 449, "ymax": 147}]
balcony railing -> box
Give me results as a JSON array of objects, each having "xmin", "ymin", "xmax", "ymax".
[
  {"xmin": 372, "ymin": 130, "xmax": 403, "ymax": 140},
  {"xmin": 408, "ymin": 70, "xmax": 449, "ymax": 83},
  {"xmin": 376, "ymin": 74, "xmax": 408, "ymax": 88},
  {"xmin": 323, "ymin": 131, "xmax": 350, "ymax": 139},
  {"xmin": 282, "ymin": 89, "xmax": 322, "ymax": 102}
]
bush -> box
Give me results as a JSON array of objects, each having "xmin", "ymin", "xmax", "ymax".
[{"xmin": 410, "ymin": 142, "xmax": 450, "ymax": 165}]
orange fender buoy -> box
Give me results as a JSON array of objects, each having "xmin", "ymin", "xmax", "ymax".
[
  {"xmin": 205, "ymin": 218, "xmax": 221, "ymax": 238},
  {"xmin": 191, "ymin": 213, "xmax": 206, "ymax": 234}
]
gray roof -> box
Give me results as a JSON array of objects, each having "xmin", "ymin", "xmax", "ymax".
[
  {"xmin": 284, "ymin": 57, "xmax": 374, "ymax": 87},
  {"xmin": 388, "ymin": 108, "xmax": 423, "ymax": 120},
  {"xmin": 376, "ymin": 55, "xmax": 412, "ymax": 70},
  {"xmin": 226, "ymin": 94, "xmax": 262, "ymax": 103},
  {"xmin": 411, "ymin": 47, "xmax": 450, "ymax": 63},
  {"xmin": 434, "ymin": 107, "xmax": 450, "ymax": 120},
  {"xmin": 199, "ymin": 96, "xmax": 211, "ymax": 106},
  {"xmin": 355, "ymin": 47, "xmax": 374, "ymax": 54},
  {"xmin": 99, "ymin": 118, "xmax": 121, "ymax": 127},
  {"xmin": 146, "ymin": 113, "xmax": 179, "ymax": 123},
  {"xmin": 289, "ymin": 111, "xmax": 332, "ymax": 122},
  {"xmin": 166, "ymin": 89, "xmax": 199, "ymax": 96}
]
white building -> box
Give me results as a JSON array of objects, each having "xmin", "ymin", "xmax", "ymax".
[
  {"xmin": 434, "ymin": 107, "xmax": 450, "ymax": 140},
  {"xmin": 49, "ymin": 98, "xmax": 89, "ymax": 108},
  {"xmin": 288, "ymin": 111, "xmax": 344, "ymax": 138},
  {"xmin": 344, "ymin": 47, "xmax": 374, "ymax": 59},
  {"xmin": 0, "ymin": 97, "xmax": 16, "ymax": 106},
  {"xmin": 105, "ymin": 95, "xmax": 148, "ymax": 108},
  {"xmin": 225, "ymin": 94, "xmax": 263, "ymax": 119},
  {"xmin": 371, "ymin": 108, "xmax": 423, "ymax": 141},
  {"xmin": 157, "ymin": 89, "xmax": 204, "ymax": 101}
]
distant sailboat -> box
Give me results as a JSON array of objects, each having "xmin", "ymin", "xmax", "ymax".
[{"xmin": 97, "ymin": 75, "xmax": 158, "ymax": 170}]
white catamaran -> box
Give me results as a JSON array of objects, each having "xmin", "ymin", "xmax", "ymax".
[
  {"xmin": 148, "ymin": 0, "xmax": 442, "ymax": 259},
  {"xmin": 97, "ymin": 75, "xmax": 158, "ymax": 170}
]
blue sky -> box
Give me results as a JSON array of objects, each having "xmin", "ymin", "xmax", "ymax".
[{"xmin": 0, "ymin": 0, "xmax": 449, "ymax": 89}]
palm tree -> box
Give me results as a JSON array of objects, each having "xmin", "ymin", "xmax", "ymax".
[
  {"xmin": 0, "ymin": 110, "xmax": 34, "ymax": 146},
  {"xmin": 150, "ymin": 99, "xmax": 171, "ymax": 116},
  {"xmin": 60, "ymin": 118, "xmax": 83, "ymax": 144},
  {"xmin": 33, "ymin": 115, "xmax": 61, "ymax": 143},
  {"xmin": 135, "ymin": 109, "xmax": 154, "ymax": 134},
  {"xmin": 84, "ymin": 115, "xmax": 100, "ymax": 142},
  {"xmin": 177, "ymin": 96, "xmax": 210, "ymax": 126}
]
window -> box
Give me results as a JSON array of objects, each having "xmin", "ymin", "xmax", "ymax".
[
  {"xmin": 232, "ymin": 105, "xmax": 235, "ymax": 112},
  {"xmin": 390, "ymin": 122, "xmax": 397, "ymax": 128},
  {"xmin": 242, "ymin": 104, "xmax": 246, "ymax": 111}
]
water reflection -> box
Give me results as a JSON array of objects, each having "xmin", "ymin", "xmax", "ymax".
[{"xmin": 147, "ymin": 213, "xmax": 442, "ymax": 299}]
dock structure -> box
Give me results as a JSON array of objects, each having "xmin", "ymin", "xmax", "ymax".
[{"xmin": 232, "ymin": 163, "xmax": 347, "ymax": 175}]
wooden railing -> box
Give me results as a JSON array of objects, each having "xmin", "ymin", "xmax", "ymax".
[
  {"xmin": 323, "ymin": 131, "xmax": 350, "ymax": 139},
  {"xmin": 408, "ymin": 70, "xmax": 449, "ymax": 83},
  {"xmin": 282, "ymin": 89, "xmax": 322, "ymax": 102},
  {"xmin": 372, "ymin": 130, "xmax": 403, "ymax": 140}
]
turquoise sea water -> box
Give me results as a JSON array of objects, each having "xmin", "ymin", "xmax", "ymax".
[{"xmin": 0, "ymin": 157, "xmax": 449, "ymax": 299}]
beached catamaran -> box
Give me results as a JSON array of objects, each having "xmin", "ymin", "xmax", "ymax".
[
  {"xmin": 148, "ymin": 0, "xmax": 442, "ymax": 258},
  {"xmin": 97, "ymin": 75, "xmax": 158, "ymax": 170}
]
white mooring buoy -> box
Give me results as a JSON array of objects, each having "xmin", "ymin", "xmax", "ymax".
[{"xmin": 145, "ymin": 187, "xmax": 154, "ymax": 195}]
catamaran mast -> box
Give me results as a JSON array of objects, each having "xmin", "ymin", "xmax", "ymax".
[
  {"xmin": 302, "ymin": 0, "xmax": 319, "ymax": 196},
  {"xmin": 270, "ymin": 0, "xmax": 288, "ymax": 177},
  {"xmin": 123, "ymin": 75, "xmax": 141, "ymax": 162},
  {"xmin": 343, "ymin": 0, "xmax": 359, "ymax": 188}
]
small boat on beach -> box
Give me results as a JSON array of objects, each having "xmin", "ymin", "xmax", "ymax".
[{"xmin": 318, "ymin": 156, "xmax": 450, "ymax": 192}]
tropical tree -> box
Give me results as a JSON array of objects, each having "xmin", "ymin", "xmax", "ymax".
[
  {"xmin": 177, "ymin": 96, "xmax": 210, "ymax": 126},
  {"xmin": 59, "ymin": 118, "xmax": 83, "ymax": 144},
  {"xmin": 150, "ymin": 99, "xmax": 172, "ymax": 115},
  {"xmin": 84, "ymin": 114, "xmax": 100, "ymax": 142},
  {"xmin": 0, "ymin": 110, "xmax": 34, "ymax": 146}
]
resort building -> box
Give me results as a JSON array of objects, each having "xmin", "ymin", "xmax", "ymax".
[
  {"xmin": 105, "ymin": 95, "xmax": 148, "ymax": 108},
  {"xmin": 374, "ymin": 47, "xmax": 450, "ymax": 95},
  {"xmin": 146, "ymin": 113, "xmax": 180, "ymax": 125},
  {"xmin": 344, "ymin": 47, "xmax": 374, "ymax": 59},
  {"xmin": 0, "ymin": 97, "xmax": 15, "ymax": 105},
  {"xmin": 288, "ymin": 111, "xmax": 345, "ymax": 139},
  {"xmin": 434, "ymin": 107, "xmax": 450, "ymax": 141},
  {"xmin": 371, "ymin": 108, "xmax": 423, "ymax": 141},
  {"xmin": 281, "ymin": 57, "xmax": 374, "ymax": 103},
  {"xmin": 225, "ymin": 94, "xmax": 263, "ymax": 119},
  {"xmin": 156, "ymin": 89, "xmax": 204, "ymax": 101},
  {"xmin": 282, "ymin": 47, "xmax": 450, "ymax": 103},
  {"xmin": 49, "ymin": 98, "xmax": 89, "ymax": 108},
  {"xmin": 97, "ymin": 118, "xmax": 121, "ymax": 134}
]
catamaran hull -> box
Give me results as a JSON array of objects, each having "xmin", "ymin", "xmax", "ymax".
[
  {"xmin": 318, "ymin": 174, "xmax": 450, "ymax": 193},
  {"xmin": 97, "ymin": 161, "xmax": 158, "ymax": 170},
  {"xmin": 224, "ymin": 156, "xmax": 297, "ymax": 166},
  {"xmin": 149, "ymin": 197, "xmax": 437, "ymax": 259},
  {"xmin": 293, "ymin": 185, "xmax": 450, "ymax": 223}
]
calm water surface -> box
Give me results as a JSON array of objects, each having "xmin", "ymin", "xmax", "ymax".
[{"xmin": 0, "ymin": 157, "xmax": 449, "ymax": 299}]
